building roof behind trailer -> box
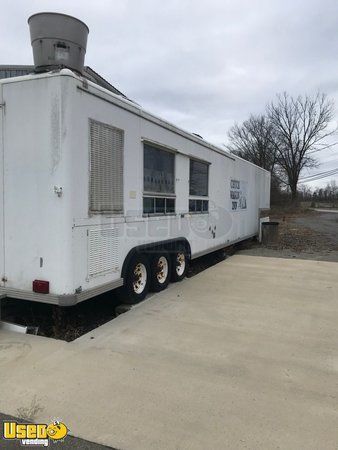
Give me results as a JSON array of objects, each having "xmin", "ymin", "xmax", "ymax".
[
  {"xmin": 0, "ymin": 64, "xmax": 132, "ymax": 101},
  {"xmin": 82, "ymin": 66, "xmax": 132, "ymax": 101},
  {"xmin": 0, "ymin": 65, "xmax": 33, "ymax": 79}
]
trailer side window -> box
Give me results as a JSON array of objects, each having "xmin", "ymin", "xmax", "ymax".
[
  {"xmin": 189, "ymin": 159, "xmax": 209, "ymax": 213},
  {"xmin": 89, "ymin": 119, "xmax": 124, "ymax": 214},
  {"xmin": 144, "ymin": 144, "xmax": 175, "ymax": 194},
  {"xmin": 143, "ymin": 197, "xmax": 175, "ymax": 215},
  {"xmin": 143, "ymin": 143, "xmax": 175, "ymax": 215}
]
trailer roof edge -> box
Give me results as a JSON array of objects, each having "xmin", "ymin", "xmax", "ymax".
[{"xmin": 0, "ymin": 69, "xmax": 270, "ymax": 173}]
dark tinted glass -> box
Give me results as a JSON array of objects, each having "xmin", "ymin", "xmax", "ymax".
[
  {"xmin": 189, "ymin": 199, "xmax": 209, "ymax": 213},
  {"xmin": 144, "ymin": 144, "xmax": 175, "ymax": 193},
  {"xmin": 166, "ymin": 198, "xmax": 175, "ymax": 213},
  {"xmin": 155, "ymin": 197, "xmax": 165, "ymax": 213},
  {"xmin": 189, "ymin": 160, "xmax": 208, "ymax": 196},
  {"xmin": 189, "ymin": 199, "xmax": 196, "ymax": 212},
  {"xmin": 143, "ymin": 197, "xmax": 154, "ymax": 214}
]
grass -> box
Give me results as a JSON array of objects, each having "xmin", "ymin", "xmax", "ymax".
[{"xmin": 16, "ymin": 395, "xmax": 44, "ymax": 422}]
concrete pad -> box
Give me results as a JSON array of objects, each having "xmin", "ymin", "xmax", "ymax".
[{"xmin": 1, "ymin": 255, "xmax": 338, "ymax": 450}]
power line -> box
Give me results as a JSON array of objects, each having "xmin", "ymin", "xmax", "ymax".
[
  {"xmin": 300, "ymin": 172, "xmax": 338, "ymax": 183},
  {"xmin": 300, "ymin": 168, "xmax": 338, "ymax": 183},
  {"xmin": 308, "ymin": 142, "xmax": 338, "ymax": 154},
  {"xmin": 300, "ymin": 167, "xmax": 338, "ymax": 180}
]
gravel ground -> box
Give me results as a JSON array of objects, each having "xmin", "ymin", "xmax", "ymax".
[
  {"xmin": 239, "ymin": 210, "xmax": 338, "ymax": 262},
  {"xmin": 294, "ymin": 211, "xmax": 338, "ymax": 246}
]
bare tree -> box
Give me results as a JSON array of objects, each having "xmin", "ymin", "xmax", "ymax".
[
  {"xmin": 227, "ymin": 114, "xmax": 277, "ymax": 172},
  {"xmin": 267, "ymin": 92, "xmax": 335, "ymax": 202},
  {"xmin": 227, "ymin": 114, "xmax": 285, "ymax": 202}
]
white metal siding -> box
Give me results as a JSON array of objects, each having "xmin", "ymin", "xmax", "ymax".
[
  {"xmin": 0, "ymin": 73, "xmax": 270, "ymax": 301},
  {"xmin": 88, "ymin": 227, "xmax": 119, "ymax": 277},
  {"xmin": 89, "ymin": 119, "xmax": 124, "ymax": 214}
]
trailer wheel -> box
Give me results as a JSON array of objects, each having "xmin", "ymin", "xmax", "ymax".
[
  {"xmin": 123, "ymin": 254, "xmax": 150, "ymax": 304},
  {"xmin": 171, "ymin": 246, "xmax": 189, "ymax": 282},
  {"xmin": 150, "ymin": 251, "xmax": 171, "ymax": 292}
]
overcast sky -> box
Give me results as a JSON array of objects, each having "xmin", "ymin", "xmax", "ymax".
[{"xmin": 1, "ymin": 0, "xmax": 337, "ymax": 188}]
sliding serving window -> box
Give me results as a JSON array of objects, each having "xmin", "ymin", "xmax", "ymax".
[
  {"xmin": 143, "ymin": 143, "xmax": 176, "ymax": 215},
  {"xmin": 189, "ymin": 159, "xmax": 209, "ymax": 213}
]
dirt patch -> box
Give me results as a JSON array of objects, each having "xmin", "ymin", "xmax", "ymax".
[
  {"xmin": 1, "ymin": 290, "xmax": 122, "ymax": 342},
  {"xmin": 241, "ymin": 209, "xmax": 338, "ymax": 262},
  {"xmin": 294, "ymin": 212, "xmax": 338, "ymax": 247},
  {"xmin": 270, "ymin": 209, "xmax": 338, "ymax": 253},
  {"xmin": 271, "ymin": 219, "xmax": 333, "ymax": 253}
]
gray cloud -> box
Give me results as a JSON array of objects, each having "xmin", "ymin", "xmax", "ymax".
[{"xmin": 1, "ymin": 0, "xmax": 337, "ymax": 187}]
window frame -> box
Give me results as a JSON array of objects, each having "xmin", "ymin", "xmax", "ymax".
[
  {"xmin": 143, "ymin": 196, "xmax": 176, "ymax": 217},
  {"xmin": 189, "ymin": 158, "xmax": 210, "ymax": 214},
  {"xmin": 189, "ymin": 158, "xmax": 209, "ymax": 197},
  {"xmin": 143, "ymin": 141, "xmax": 176, "ymax": 216},
  {"xmin": 143, "ymin": 142, "xmax": 176, "ymax": 196},
  {"xmin": 189, "ymin": 198, "xmax": 209, "ymax": 214}
]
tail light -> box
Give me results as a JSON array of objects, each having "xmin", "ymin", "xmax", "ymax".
[{"xmin": 33, "ymin": 280, "xmax": 50, "ymax": 294}]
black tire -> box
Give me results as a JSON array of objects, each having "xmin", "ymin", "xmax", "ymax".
[
  {"xmin": 150, "ymin": 251, "xmax": 171, "ymax": 292},
  {"xmin": 171, "ymin": 245, "xmax": 189, "ymax": 282},
  {"xmin": 123, "ymin": 253, "xmax": 150, "ymax": 304}
]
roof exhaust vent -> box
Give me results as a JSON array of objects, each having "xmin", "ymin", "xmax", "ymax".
[{"xmin": 28, "ymin": 12, "xmax": 89, "ymax": 75}]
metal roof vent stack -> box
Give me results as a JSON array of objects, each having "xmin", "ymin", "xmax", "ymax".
[{"xmin": 28, "ymin": 12, "xmax": 89, "ymax": 75}]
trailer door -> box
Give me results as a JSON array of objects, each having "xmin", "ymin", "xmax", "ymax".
[{"xmin": 0, "ymin": 87, "xmax": 4, "ymax": 285}]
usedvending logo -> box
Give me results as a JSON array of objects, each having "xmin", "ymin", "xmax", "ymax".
[{"xmin": 3, "ymin": 420, "xmax": 69, "ymax": 446}]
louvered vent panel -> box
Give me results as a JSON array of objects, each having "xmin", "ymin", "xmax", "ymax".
[
  {"xmin": 88, "ymin": 228, "xmax": 119, "ymax": 277},
  {"xmin": 89, "ymin": 119, "xmax": 124, "ymax": 214}
]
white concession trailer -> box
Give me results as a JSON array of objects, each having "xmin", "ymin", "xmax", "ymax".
[{"xmin": 0, "ymin": 13, "xmax": 270, "ymax": 306}]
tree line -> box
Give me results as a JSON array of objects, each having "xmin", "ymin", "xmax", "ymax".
[{"xmin": 226, "ymin": 92, "xmax": 336, "ymax": 203}]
